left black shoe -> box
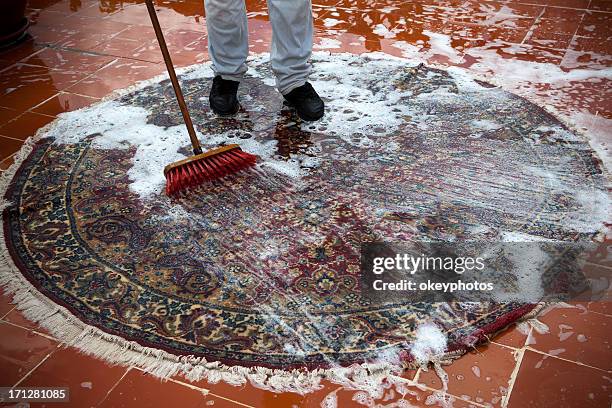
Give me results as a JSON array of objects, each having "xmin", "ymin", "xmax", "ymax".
[
  {"xmin": 283, "ymin": 82, "xmax": 325, "ymax": 121},
  {"xmin": 209, "ymin": 75, "xmax": 240, "ymax": 115}
]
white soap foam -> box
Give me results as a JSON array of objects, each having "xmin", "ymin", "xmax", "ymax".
[
  {"xmin": 478, "ymin": 5, "xmax": 525, "ymax": 28},
  {"xmin": 323, "ymin": 18, "xmax": 342, "ymax": 28},
  {"xmin": 314, "ymin": 38, "xmax": 342, "ymax": 50},
  {"xmin": 179, "ymin": 63, "xmax": 215, "ymax": 81},
  {"xmin": 47, "ymin": 101, "xmax": 188, "ymax": 199},
  {"xmin": 425, "ymin": 31, "xmax": 465, "ymax": 64},
  {"xmin": 373, "ymin": 24, "xmax": 396, "ymax": 39},
  {"xmin": 302, "ymin": 54, "xmax": 420, "ymax": 141},
  {"xmin": 410, "ymin": 323, "xmax": 447, "ymax": 366},
  {"xmin": 471, "ymin": 365, "xmax": 481, "ymax": 378},
  {"xmin": 392, "ymin": 30, "xmax": 464, "ymax": 65},
  {"xmin": 320, "ymin": 388, "xmax": 339, "ymax": 408},
  {"xmin": 471, "ymin": 119, "xmax": 503, "ymax": 132},
  {"xmin": 569, "ymin": 111, "xmax": 610, "ymax": 170}
]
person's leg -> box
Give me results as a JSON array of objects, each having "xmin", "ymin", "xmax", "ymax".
[
  {"xmin": 266, "ymin": 0, "xmax": 313, "ymax": 95},
  {"xmin": 204, "ymin": 0, "xmax": 249, "ymax": 81}
]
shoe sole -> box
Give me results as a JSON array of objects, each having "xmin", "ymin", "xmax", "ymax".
[
  {"xmin": 210, "ymin": 103, "xmax": 240, "ymax": 116},
  {"xmin": 283, "ymin": 101, "xmax": 324, "ymax": 122}
]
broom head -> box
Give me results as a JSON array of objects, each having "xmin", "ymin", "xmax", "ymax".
[{"xmin": 164, "ymin": 144, "xmax": 257, "ymax": 196}]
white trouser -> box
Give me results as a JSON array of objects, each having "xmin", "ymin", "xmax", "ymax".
[{"xmin": 204, "ymin": 0, "xmax": 313, "ymax": 95}]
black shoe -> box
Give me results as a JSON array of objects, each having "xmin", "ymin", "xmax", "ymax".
[
  {"xmin": 283, "ymin": 82, "xmax": 324, "ymax": 121},
  {"xmin": 209, "ymin": 76, "xmax": 239, "ymax": 115}
]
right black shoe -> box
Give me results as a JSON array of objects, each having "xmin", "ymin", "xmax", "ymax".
[
  {"xmin": 283, "ymin": 82, "xmax": 325, "ymax": 121},
  {"xmin": 209, "ymin": 75, "xmax": 240, "ymax": 115}
]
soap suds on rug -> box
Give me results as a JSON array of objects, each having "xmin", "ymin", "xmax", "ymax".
[{"xmin": 410, "ymin": 323, "xmax": 448, "ymax": 366}]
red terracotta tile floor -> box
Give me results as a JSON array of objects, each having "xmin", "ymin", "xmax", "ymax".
[{"xmin": 0, "ymin": 0, "xmax": 610, "ymax": 406}]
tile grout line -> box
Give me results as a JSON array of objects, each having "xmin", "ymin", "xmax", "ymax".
[
  {"xmin": 0, "ymin": 90, "xmax": 101, "ymax": 121},
  {"xmin": 392, "ymin": 368, "xmax": 490, "ymax": 408},
  {"xmin": 523, "ymin": 346, "xmax": 610, "ymax": 373},
  {"xmin": 44, "ymin": 43, "xmax": 164, "ymax": 65},
  {"xmin": 412, "ymin": 367, "xmax": 421, "ymax": 383},
  {"xmin": 0, "ymin": 133, "xmax": 39, "ymax": 142},
  {"xmin": 419, "ymin": 382, "xmax": 490, "ymax": 407},
  {"xmin": 501, "ymin": 324, "xmax": 531, "ymax": 408},
  {"xmin": 0, "ymin": 319, "xmax": 59, "ymax": 342},
  {"xmin": 25, "ymin": 90, "xmax": 101, "ymax": 116},
  {"xmin": 516, "ymin": 2, "xmax": 605, "ymax": 12},
  {"xmin": 95, "ymin": 366, "xmax": 133, "ymax": 407},
  {"xmin": 12, "ymin": 346, "xmax": 59, "ymax": 388},
  {"xmin": 0, "ymin": 109, "xmax": 56, "ymax": 126},
  {"xmin": 501, "ymin": 347, "xmax": 525, "ymax": 408},
  {"xmin": 7, "ymin": 311, "xmax": 243, "ymax": 405},
  {"xmin": 579, "ymin": 307, "xmax": 612, "ymax": 318},
  {"xmin": 135, "ymin": 367, "xmax": 257, "ymax": 408},
  {"xmin": 60, "ymin": 57, "xmax": 120, "ymax": 96},
  {"xmin": 57, "ymin": 90, "xmax": 102, "ymax": 100},
  {"xmin": 489, "ymin": 341, "xmax": 520, "ymax": 351},
  {"xmin": 560, "ymin": 6, "xmax": 588, "ymax": 66},
  {"xmin": 205, "ymin": 392, "xmax": 256, "ymax": 408},
  {"xmin": 330, "ymin": 2, "xmax": 607, "ymax": 14},
  {"xmin": 26, "ymin": 93, "xmax": 60, "ymax": 114},
  {"xmin": 0, "ymin": 305, "xmax": 16, "ymax": 320},
  {"xmin": 0, "ymin": 50, "xmax": 121, "ymax": 120},
  {"xmin": 494, "ymin": 319, "xmax": 612, "ymax": 371},
  {"xmin": 520, "ymin": 6, "xmax": 546, "ymax": 45},
  {"xmin": 0, "ymin": 48, "xmax": 47, "ymax": 75}
]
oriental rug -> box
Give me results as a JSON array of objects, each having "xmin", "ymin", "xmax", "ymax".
[{"xmin": 1, "ymin": 53, "xmax": 607, "ymax": 390}]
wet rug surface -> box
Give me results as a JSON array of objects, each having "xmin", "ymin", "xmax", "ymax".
[{"xmin": 2, "ymin": 54, "xmax": 608, "ymax": 369}]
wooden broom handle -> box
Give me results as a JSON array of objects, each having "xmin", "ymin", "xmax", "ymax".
[{"xmin": 145, "ymin": 0, "xmax": 203, "ymax": 155}]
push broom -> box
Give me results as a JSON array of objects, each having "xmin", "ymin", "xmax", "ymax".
[{"xmin": 145, "ymin": 0, "xmax": 257, "ymax": 196}]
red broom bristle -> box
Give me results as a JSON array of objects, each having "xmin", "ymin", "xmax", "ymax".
[{"xmin": 165, "ymin": 149, "xmax": 257, "ymax": 196}]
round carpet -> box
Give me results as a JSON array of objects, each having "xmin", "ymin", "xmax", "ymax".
[{"xmin": 1, "ymin": 54, "xmax": 608, "ymax": 375}]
